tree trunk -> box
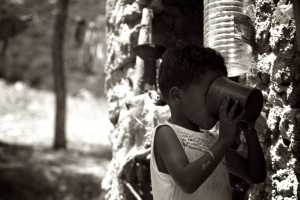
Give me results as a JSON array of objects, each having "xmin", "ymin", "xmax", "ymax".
[{"xmin": 52, "ymin": 0, "xmax": 69, "ymax": 149}]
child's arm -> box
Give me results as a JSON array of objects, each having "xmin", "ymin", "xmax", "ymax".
[
  {"xmin": 225, "ymin": 122, "xmax": 266, "ymax": 183},
  {"xmin": 154, "ymin": 97, "xmax": 243, "ymax": 194}
]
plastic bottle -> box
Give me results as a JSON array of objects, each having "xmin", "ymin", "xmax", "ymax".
[{"xmin": 203, "ymin": 0, "xmax": 254, "ymax": 77}]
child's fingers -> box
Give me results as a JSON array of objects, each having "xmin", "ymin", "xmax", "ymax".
[
  {"xmin": 228, "ymin": 100, "xmax": 238, "ymax": 120},
  {"xmin": 234, "ymin": 110, "xmax": 245, "ymax": 123},
  {"xmin": 219, "ymin": 97, "xmax": 230, "ymax": 119}
]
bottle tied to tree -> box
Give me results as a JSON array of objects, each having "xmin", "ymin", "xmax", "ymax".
[{"xmin": 204, "ymin": 0, "xmax": 255, "ymax": 77}]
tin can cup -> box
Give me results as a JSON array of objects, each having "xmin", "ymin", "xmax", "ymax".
[{"xmin": 206, "ymin": 76, "xmax": 263, "ymax": 122}]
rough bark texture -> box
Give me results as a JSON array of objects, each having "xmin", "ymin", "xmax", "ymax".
[{"xmin": 102, "ymin": 0, "xmax": 300, "ymax": 199}]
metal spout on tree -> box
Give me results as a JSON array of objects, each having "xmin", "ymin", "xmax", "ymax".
[{"xmin": 132, "ymin": 8, "xmax": 165, "ymax": 95}]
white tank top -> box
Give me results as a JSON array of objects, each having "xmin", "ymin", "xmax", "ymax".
[{"xmin": 150, "ymin": 123, "xmax": 232, "ymax": 200}]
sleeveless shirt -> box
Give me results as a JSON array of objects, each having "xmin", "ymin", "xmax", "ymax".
[{"xmin": 150, "ymin": 123, "xmax": 232, "ymax": 200}]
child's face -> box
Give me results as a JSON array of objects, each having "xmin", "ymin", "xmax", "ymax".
[{"xmin": 180, "ymin": 67, "xmax": 226, "ymax": 130}]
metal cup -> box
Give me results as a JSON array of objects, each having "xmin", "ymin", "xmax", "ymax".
[{"xmin": 206, "ymin": 76, "xmax": 263, "ymax": 122}]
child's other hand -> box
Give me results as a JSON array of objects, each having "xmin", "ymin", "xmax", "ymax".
[
  {"xmin": 238, "ymin": 121, "xmax": 256, "ymax": 133},
  {"xmin": 218, "ymin": 97, "xmax": 245, "ymax": 146}
]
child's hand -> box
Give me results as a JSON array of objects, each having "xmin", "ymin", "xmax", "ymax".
[
  {"xmin": 238, "ymin": 121, "xmax": 256, "ymax": 133},
  {"xmin": 218, "ymin": 97, "xmax": 245, "ymax": 146}
]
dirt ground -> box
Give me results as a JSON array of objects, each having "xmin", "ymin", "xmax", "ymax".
[{"xmin": 0, "ymin": 143, "xmax": 111, "ymax": 200}]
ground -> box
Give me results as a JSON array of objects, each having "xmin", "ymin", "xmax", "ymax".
[{"xmin": 0, "ymin": 79, "xmax": 112, "ymax": 200}]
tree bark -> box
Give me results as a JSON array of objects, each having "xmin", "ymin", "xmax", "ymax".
[{"xmin": 52, "ymin": 0, "xmax": 69, "ymax": 149}]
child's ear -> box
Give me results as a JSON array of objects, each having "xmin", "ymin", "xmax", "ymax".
[{"xmin": 170, "ymin": 87, "xmax": 181, "ymax": 103}]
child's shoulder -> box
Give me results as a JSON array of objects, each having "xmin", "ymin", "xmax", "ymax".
[
  {"xmin": 154, "ymin": 123, "xmax": 181, "ymax": 145},
  {"xmin": 154, "ymin": 123, "xmax": 177, "ymax": 139},
  {"xmin": 155, "ymin": 123, "xmax": 174, "ymax": 133}
]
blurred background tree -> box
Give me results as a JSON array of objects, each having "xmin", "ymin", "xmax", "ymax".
[
  {"xmin": 0, "ymin": 0, "xmax": 107, "ymax": 147},
  {"xmin": 52, "ymin": 0, "xmax": 69, "ymax": 149}
]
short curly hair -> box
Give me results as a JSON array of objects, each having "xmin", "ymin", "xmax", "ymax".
[{"xmin": 158, "ymin": 44, "xmax": 227, "ymax": 100}]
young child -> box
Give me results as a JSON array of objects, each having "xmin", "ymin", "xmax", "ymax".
[{"xmin": 150, "ymin": 44, "xmax": 266, "ymax": 200}]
